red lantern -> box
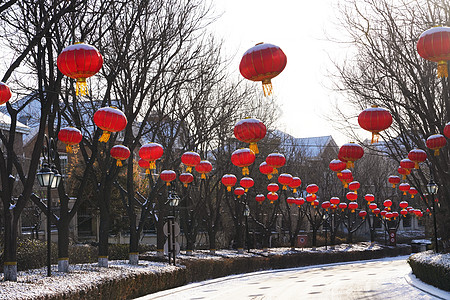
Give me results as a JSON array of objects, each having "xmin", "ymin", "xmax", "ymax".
[
  {"xmin": 321, "ymin": 201, "xmax": 331, "ymax": 211},
  {"xmin": 312, "ymin": 199, "xmax": 319, "ymax": 207},
  {"xmin": 338, "ymin": 143, "xmax": 364, "ymax": 168},
  {"xmin": 222, "ymin": 174, "xmax": 237, "ymax": 191},
  {"xmin": 407, "ymin": 206, "xmax": 414, "ymax": 213},
  {"xmin": 373, "ymin": 208, "xmax": 381, "ymax": 215},
  {"xmin": 329, "ymin": 159, "xmax": 347, "ymax": 175},
  {"xmin": 330, "ymin": 197, "xmax": 340, "ymax": 205},
  {"xmin": 346, "ymin": 192, "xmax": 358, "ymax": 201},
  {"xmin": 306, "ymin": 194, "xmax": 317, "ymax": 203},
  {"xmin": 348, "ymin": 181, "xmax": 360, "ymax": 194},
  {"xmin": 293, "ymin": 197, "xmax": 305, "ymax": 207},
  {"xmin": 397, "ymin": 167, "xmax": 411, "ymax": 180},
  {"xmin": 383, "ymin": 199, "xmax": 393, "ymax": 209},
  {"xmin": 348, "ymin": 202, "xmax": 358, "ymax": 212},
  {"xmin": 240, "ymin": 177, "xmax": 254, "ymax": 192},
  {"xmin": 444, "ymin": 122, "xmax": 450, "ymax": 138},
  {"xmin": 417, "ymin": 27, "xmax": 450, "ymax": 77},
  {"xmin": 139, "ymin": 143, "xmax": 164, "ymax": 169},
  {"xmin": 399, "ymin": 183, "xmax": 410, "ymax": 195},
  {"xmin": 337, "ymin": 169, "xmax": 353, "ymax": 188},
  {"xmin": 385, "ymin": 212, "xmax": 393, "ymax": 219},
  {"xmin": 358, "ymin": 105, "xmax": 392, "ymax": 143},
  {"xmin": 408, "ymin": 149, "xmax": 427, "ymax": 169},
  {"xmin": 110, "ymin": 145, "xmax": 130, "ymax": 166},
  {"xmin": 400, "ymin": 210, "xmax": 408, "ymax": 217},
  {"xmin": 399, "ymin": 201, "xmax": 409, "ymax": 209},
  {"xmin": 414, "ymin": 209, "xmax": 422, "ymax": 217},
  {"xmin": 426, "ymin": 208, "xmax": 432, "ymax": 216},
  {"xmin": 409, "ymin": 187, "xmax": 418, "ymax": 198},
  {"xmin": 234, "ymin": 118, "xmax": 267, "ymax": 154},
  {"xmin": 338, "ymin": 203, "xmax": 347, "ymax": 211},
  {"xmin": 306, "ymin": 184, "xmax": 319, "ymax": 195},
  {"xmin": 239, "ymin": 43, "xmax": 287, "ymax": 96},
  {"xmin": 426, "ymin": 134, "xmax": 447, "ymax": 156},
  {"xmin": 388, "ymin": 175, "xmax": 401, "ymax": 188},
  {"xmin": 93, "ymin": 107, "xmax": 127, "ymax": 142},
  {"xmin": 400, "ymin": 158, "xmax": 415, "ymax": 170},
  {"xmin": 259, "ymin": 162, "xmax": 274, "ymax": 179},
  {"xmin": 255, "ymin": 194, "xmax": 265, "ymax": 204},
  {"xmin": 278, "ymin": 173, "xmax": 293, "ymax": 190},
  {"xmin": 234, "ymin": 187, "xmax": 245, "ymax": 198},
  {"xmin": 267, "ymin": 192, "xmax": 279, "ymax": 203},
  {"xmin": 138, "ymin": 158, "xmax": 151, "ymax": 174},
  {"xmin": 0, "ymin": 82, "xmax": 12, "ymax": 105},
  {"xmin": 369, "ymin": 203, "xmax": 378, "ymax": 210},
  {"xmin": 195, "ymin": 160, "xmax": 213, "ymax": 179},
  {"xmin": 267, "ymin": 183, "xmax": 279, "ymax": 194},
  {"xmin": 289, "ymin": 177, "xmax": 302, "ymax": 193},
  {"xmin": 364, "ymin": 194, "xmax": 375, "ymax": 203},
  {"xmin": 266, "ymin": 153, "xmax": 286, "ymax": 174},
  {"xmin": 181, "ymin": 151, "xmax": 201, "ymax": 172},
  {"xmin": 57, "ymin": 43, "xmax": 103, "ymax": 95},
  {"xmin": 231, "ymin": 148, "xmax": 255, "ymax": 175},
  {"xmin": 392, "ymin": 211, "xmax": 399, "ymax": 219},
  {"xmin": 58, "ymin": 127, "xmax": 82, "ymax": 153},
  {"xmin": 359, "ymin": 210, "xmax": 367, "ymax": 219},
  {"xmin": 179, "ymin": 172, "xmax": 194, "ymax": 187},
  {"xmin": 160, "ymin": 170, "xmax": 176, "ymax": 186},
  {"xmin": 380, "ymin": 210, "xmax": 387, "ymax": 217},
  {"xmin": 286, "ymin": 197, "xmax": 295, "ymax": 205}
]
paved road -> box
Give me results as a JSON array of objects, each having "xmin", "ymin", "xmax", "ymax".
[{"xmin": 142, "ymin": 256, "xmax": 447, "ymax": 299}]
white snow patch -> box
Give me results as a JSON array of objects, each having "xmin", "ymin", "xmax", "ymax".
[{"xmin": 411, "ymin": 250, "xmax": 450, "ymax": 269}]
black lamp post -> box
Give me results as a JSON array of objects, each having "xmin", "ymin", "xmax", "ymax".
[
  {"xmin": 167, "ymin": 191, "xmax": 180, "ymax": 265},
  {"xmin": 36, "ymin": 135, "xmax": 61, "ymax": 277},
  {"xmin": 243, "ymin": 204, "xmax": 250, "ymax": 253},
  {"xmin": 426, "ymin": 179, "xmax": 439, "ymax": 253}
]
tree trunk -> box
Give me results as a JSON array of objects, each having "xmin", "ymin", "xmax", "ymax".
[
  {"xmin": 57, "ymin": 194, "xmax": 70, "ymax": 272},
  {"xmin": 156, "ymin": 195, "xmax": 166, "ymax": 257},
  {"xmin": 98, "ymin": 187, "xmax": 111, "ymax": 267},
  {"xmin": 208, "ymin": 228, "xmax": 216, "ymax": 254},
  {"xmin": 3, "ymin": 204, "xmax": 18, "ymax": 281},
  {"xmin": 129, "ymin": 218, "xmax": 139, "ymax": 265},
  {"xmin": 312, "ymin": 228, "xmax": 317, "ymax": 247}
]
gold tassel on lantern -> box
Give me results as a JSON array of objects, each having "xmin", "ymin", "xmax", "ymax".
[
  {"xmin": 262, "ymin": 79, "xmax": 273, "ymax": 97},
  {"xmin": 371, "ymin": 132, "xmax": 380, "ymax": 144},
  {"xmin": 76, "ymin": 78, "xmax": 88, "ymax": 96},
  {"xmin": 149, "ymin": 161, "xmax": 156, "ymax": 170},
  {"xmin": 249, "ymin": 143, "xmax": 259, "ymax": 154},
  {"xmin": 242, "ymin": 167, "xmax": 249, "ymax": 176},
  {"xmin": 434, "ymin": 149, "xmax": 440, "ymax": 156},
  {"xmin": 166, "ymin": 182, "xmax": 171, "ymax": 186},
  {"xmin": 183, "ymin": 183, "xmax": 188, "ymax": 187},
  {"xmin": 186, "ymin": 166, "xmax": 192, "ymax": 172},
  {"xmin": 66, "ymin": 145, "xmax": 73, "ymax": 153},
  {"xmin": 293, "ymin": 188, "xmax": 297, "ymax": 193},
  {"xmin": 99, "ymin": 131, "xmax": 111, "ymax": 143},
  {"xmin": 267, "ymin": 174, "xmax": 273, "ymax": 180},
  {"xmin": 116, "ymin": 160, "xmax": 123, "ymax": 167},
  {"xmin": 227, "ymin": 186, "xmax": 232, "ymax": 192},
  {"xmin": 282, "ymin": 185, "xmax": 287, "ymax": 190},
  {"xmin": 201, "ymin": 173, "xmax": 206, "ymax": 179},
  {"xmin": 437, "ymin": 60, "xmax": 448, "ymax": 78},
  {"xmin": 145, "ymin": 169, "xmax": 150, "ymax": 174}
]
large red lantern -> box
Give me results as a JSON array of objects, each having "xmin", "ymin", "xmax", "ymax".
[
  {"xmin": 385, "ymin": 212, "xmax": 394, "ymax": 220},
  {"xmin": 255, "ymin": 194, "xmax": 265, "ymax": 204},
  {"xmin": 417, "ymin": 27, "xmax": 450, "ymax": 77},
  {"xmin": 399, "ymin": 201, "xmax": 409, "ymax": 209},
  {"xmin": 348, "ymin": 181, "xmax": 360, "ymax": 194},
  {"xmin": 426, "ymin": 134, "xmax": 447, "ymax": 156},
  {"xmin": 289, "ymin": 177, "xmax": 302, "ymax": 193},
  {"xmin": 338, "ymin": 203, "xmax": 348, "ymax": 211},
  {"xmin": 139, "ymin": 143, "xmax": 164, "ymax": 169},
  {"xmin": 231, "ymin": 148, "xmax": 255, "ymax": 175},
  {"xmin": 329, "ymin": 159, "xmax": 346, "ymax": 175},
  {"xmin": 357, "ymin": 105, "xmax": 393, "ymax": 143},
  {"xmin": 364, "ymin": 194, "xmax": 375, "ymax": 203},
  {"xmin": 93, "ymin": 107, "xmax": 127, "ymax": 142},
  {"xmin": 110, "ymin": 145, "xmax": 130, "ymax": 166},
  {"xmin": 267, "ymin": 183, "xmax": 279, "ymax": 194},
  {"xmin": 0, "ymin": 82, "xmax": 12, "ymax": 105},
  {"xmin": 58, "ymin": 127, "xmax": 82, "ymax": 153},
  {"xmin": 234, "ymin": 118, "xmax": 267, "ymax": 154},
  {"xmin": 222, "ymin": 174, "xmax": 238, "ymax": 191},
  {"xmin": 408, "ymin": 149, "xmax": 427, "ymax": 169},
  {"xmin": 286, "ymin": 197, "xmax": 295, "ymax": 205},
  {"xmin": 348, "ymin": 202, "xmax": 358, "ymax": 213},
  {"xmin": 306, "ymin": 194, "xmax": 317, "ymax": 203},
  {"xmin": 399, "ymin": 183, "xmax": 410, "ymax": 195},
  {"xmin": 369, "ymin": 203, "xmax": 378, "ymax": 210},
  {"xmin": 278, "ymin": 173, "xmax": 293, "ymax": 190},
  {"xmin": 160, "ymin": 170, "xmax": 177, "ymax": 186},
  {"xmin": 259, "ymin": 162, "xmax": 274, "ymax": 179},
  {"xmin": 234, "ymin": 187, "xmax": 245, "ymax": 198},
  {"xmin": 195, "ymin": 160, "xmax": 213, "ymax": 179},
  {"xmin": 293, "ymin": 197, "xmax": 305, "ymax": 207},
  {"xmin": 397, "ymin": 167, "xmax": 411, "ymax": 180},
  {"xmin": 388, "ymin": 175, "xmax": 401, "ymax": 188},
  {"xmin": 267, "ymin": 192, "xmax": 278, "ymax": 203},
  {"xmin": 239, "ymin": 43, "xmax": 287, "ymax": 96},
  {"xmin": 337, "ymin": 169, "xmax": 353, "ymax": 188},
  {"xmin": 57, "ymin": 43, "xmax": 103, "ymax": 95},
  {"xmin": 138, "ymin": 158, "xmax": 151, "ymax": 174},
  {"xmin": 338, "ymin": 143, "xmax": 364, "ymax": 168},
  {"xmin": 383, "ymin": 199, "xmax": 393, "ymax": 209},
  {"xmin": 330, "ymin": 197, "xmax": 340, "ymax": 205},
  {"xmin": 400, "ymin": 209, "xmax": 408, "ymax": 217},
  {"xmin": 400, "ymin": 158, "xmax": 415, "ymax": 170},
  {"xmin": 346, "ymin": 192, "xmax": 358, "ymax": 201},
  {"xmin": 240, "ymin": 177, "xmax": 254, "ymax": 192},
  {"xmin": 306, "ymin": 184, "xmax": 319, "ymax": 195},
  {"xmin": 322, "ymin": 201, "xmax": 331, "ymax": 211},
  {"xmin": 373, "ymin": 208, "xmax": 381, "ymax": 216},
  {"xmin": 409, "ymin": 187, "xmax": 418, "ymax": 198},
  {"xmin": 444, "ymin": 122, "xmax": 450, "ymax": 138},
  {"xmin": 266, "ymin": 153, "xmax": 286, "ymax": 174},
  {"xmin": 181, "ymin": 151, "xmax": 201, "ymax": 172},
  {"xmin": 179, "ymin": 172, "xmax": 194, "ymax": 187}
]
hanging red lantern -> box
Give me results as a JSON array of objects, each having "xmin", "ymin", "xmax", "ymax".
[
  {"xmin": 306, "ymin": 184, "xmax": 319, "ymax": 195},
  {"xmin": 93, "ymin": 107, "xmax": 127, "ymax": 142},
  {"xmin": 345, "ymin": 202, "xmax": 357, "ymax": 213},
  {"xmin": 266, "ymin": 153, "xmax": 286, "ymax": 174},
  {"xmin": 409, "ymin": 187, "xmax": 418, "ymax": 198},
  {"xmin": 397, "ymin": 167, "xmax": 411, "ymax": 180},
  {"xmin": 181, "ymin": 151, "xmax": 201, "ymax": 172},
  {"xmin": 330, "ymin": 197, "xmax": 340, "ymax": 205},
  {"xmin": 337, "ymin": 169, "xmax": 353, "ymax": 188},
  {"xmin": 306, "ymin": 194, "xmax": 317, "ymax": 203},
  {"xmin": 231, "ymin": 148, "xmax": 255, "ymax": 175},
  {"xmin": 267, "ymin": 183, "xmax": 280, "ymax": 194},
  {"xmin": 357, "ymin": 105, "xmax": 392, "ymax": 143},
  {"xmin": 383, "ymin": 199, "xmax": 393, "ymax": 209},
  {"xmin": 195, "ymin": 160, "xmax": 213, "ymax": 179},
  {"xmin": 392, "ymin": 211, "xmax": 399, "ymax": 220},
  {"xmin": 110, "ymin": 145, "xmax": 130, "ymax": 166},
  {"xmin": 0, "ymin": 82, "xmax": 12, "ymax": 105},
  {"xmin": 267, "ymin": 192, "xmax": 279, "ymax": 203},
  {"xmin": 385, "ymin": 212, "xmax": 393, "ymax": 220},
  {"xmin": 57, "ymin": 43, "xmax": 103, "ymax": 95},
  {"xmin": 259, "ymin": 162, "xmax": 274, "ymax": 179},
  {"xmin": 179, "ymin": 172, "xmax": 194, "ymax": 187},
  {"xmin": 312, "ymin": 199, "xmax": 319, "ymax": 207},
  {"xmin": 388, "ymin": 175, "xmax": 401, "ymax": 188},
  {"xmin": 321, "ymin": 201, "xmax": 331, "ymax": 211},
  {"xmin": 399, "ymin": 183, "xmax": 411, "ymax": 195},
  {"xmin": 346, "ymin": 192, "xmax": 358, "ymax": 201},
  {"xmin": 286, "ymin": 197, "xmax": 295, "ymax": 205},
  {"xmin": 399, "ymin": 201, "xmax": 409, "ymax": 209},
  {"xmin": 239, "ymin": 42, "xmax": 287, "ymax": 96},
  {"xmin": 348, "ymin": 181, "xmax": 360, "ymax": 194},
  {"xmin": 139, "ymin": 143, "xmax": 164, "ymax": 170},
  {"xmin": 222, "ymin": 174, "xmax": 237, "ymax": 191},
  {"xmin": 278, "ymin": 173, "xmax": 293, "ymax": 190},
  {"xmin": 407, "ymin": 206, "xmax": 414, "ymax": 214},
  {"xmin": 58, "ymin": 127, "xmax": 82, "ymax": 153},
  {"xmin": 408, "ymin": 149, "xmax": 427, "ymax": 169},
  {"xmin": 338, "ymin": 203, "xmax": 347, "ymax": 211},
  {"xmin": 369, "ymin": 203, "xmax": 378, "ymax": 210},
  {"xmin": 444, "ymin": 122, "xmax": 450, "ymax": 138},
  {"xmin": 373, "ymin": 208, "xmax": 381, "ymax": 216},
  {"xmin": 234, "ymin": 118, "xmax": 267, "ymax": 154},
  {"xmin": 160, "ymin": 170, "xmax": 176, "ymax": 186},
  {"xmin": 138, "ymin": 158, "xmax": 151, "ymax": 174},
  {"xmin": 338, "ymin": 143, "xmax": 364, "ymax": 168},
  {"xmin": 234, "ymin": 187, "xmax": 245, "ymax": 198},
  {"xmin": 400, "ymin": 209, "xmax": 408, "ymax": 217},
  {"xmin": 240, "ymin": 177, "xmax": 254, "ymax": 192},
  {"xmin": 417, "ymin": 27, "xmax": 450, "ymax": 77},
  {"xmin": 289, "ymin": 177, "xmax": 302, "ymax": 193},
  {"xmin": 255, "ymin": 194, "xmax": 265, "ymax": 204},
  {"xmin": 380, "ymin": 210, "xmax": 387, "ymax": 217},
  {"xmin": 426, "ymin": 134, "xmax": 447, "ymax": 156},
  {"xmin": 414, "ymin": 209, "xmax": 422, "ymax": 217},
  {"xmin": 293, "ymin": 197, "xmax": 305, "ymax": 207},
  {"xmin": 359, "ymin": 210, "xmax": 367, "ymax": 219},
  {"xmin": 426, "ymin": 208, "xmax": 432, "ymax": 216},
  {"xmin": 400, "ymin": 158, "xmax": 415, "ymax": 170},
  {"xmin": 329, "ymin": 159, "xmax": 347, "ymax": 175},
  {"xmin": 364, "ymin": 194, "xmax": 375, "ymax": 203}
]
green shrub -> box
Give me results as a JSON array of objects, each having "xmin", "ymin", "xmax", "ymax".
[{"xmin": 408, "ymin": 254, "xmax": 450, "ymax": 291}]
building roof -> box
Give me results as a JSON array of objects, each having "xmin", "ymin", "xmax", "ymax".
[{"xmin": 0, "ymin": 110, "xmax": 30, "ymax": 134}]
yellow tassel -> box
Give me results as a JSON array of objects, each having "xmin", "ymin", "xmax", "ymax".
[
  {"xmin": 145, "ymin": 169, "xmax": 150, "ymax": 174},
  {"xmin": 272, "ymin": 168, "xmax": 278, "ymax": 174},
  {"xmin": 166, "ymin": 182, "xmax": 170, "ymax": 186},
  {"xmin": 403, "ymin": 191, "xmax": 406, "ymax": 195},
  {"xmin": 351, "ymin": 209, "xmax": 355, "ymax": 213},
  {"xmin": 437, "ymin": 61, "xmax": 448, "ymax": 78},
  {"xmin": 116, "ymin": 160, "xmax": 122, "ymax": 167},
  {"xmin": 392, "ymin": 184, "xmax": 396, "ymax": 188},
  {"xmin": 186, "ymin": 166, "xmax": 192, "ymax": 172},
  {"xmin": 242, "ymin": 167, "xmax": 249, "ymax": 176},
  {"xmin": 249, "ymin": 143, "xmax": 259, "ymax": 154},
  {"xmin": 76, "ymin": 78, "xmax": 88, "ymax": 96},
  {"xmin": 434, "ymin": 149, "xmax": 440, "ymax": 156},
  {"xmin": 184, "ymin": 183, "xmax": 188, "ymax": 187},
  {"xmin": 149, "ymin": 161, "xmax": 156, "ymax": 170},
  {"xmin": 99, "ymin": 131, "xmax": 111, "ymax": 143},
  {"xmin": 414, "ymin": 162, "xmax": 419, "ymax": 169},
  {"xmin": 344, "ymin": 182, "xmax": 348, "ymax": 188},
  {"xmin": 245, "ymin": 188, "xmax": 248, "ymax": 192},
  {"xmin": 282, "ymin": 186, "xmax": 287, "ymax": 190},
  {"xmin": 66, "ymin": 145, "xmax": 73, "ymax": 153},
  {"xmin": 267, "ymin": 174, "xmax": 272, "ymax": 180},
  {"xmin": 371, "ymin": 132, "xmax": 380, "ymax": 144},
  {"xmin": 201, "ymin": 173, "xmax": 206, "ymax": 179},
  {"xmin": 402, "ymin": 175, "xmax": 406, "ymax": 180},
  {"xmin": 262, "ymin": 79, "xmax": 273, "ymax": 96},
  {"xmin": 411, "ymin": 195, "xmax": 414, "ymax": 198},
  {"xmin": 293, "ymin": 188, "xmax": 297, "ymax": 193},
  {"xmin": 227, "ymin": 186, "xmax": 231, "ymax": 192}
]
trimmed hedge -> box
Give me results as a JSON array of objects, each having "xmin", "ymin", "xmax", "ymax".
[{"xmin": 408, "ymin": 253, "xmax": 450, "ymax": 291}]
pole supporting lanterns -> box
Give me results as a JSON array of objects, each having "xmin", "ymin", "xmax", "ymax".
[{"xmin": 426, "ymin": 178, "xmax": 439, "ymax": 253}]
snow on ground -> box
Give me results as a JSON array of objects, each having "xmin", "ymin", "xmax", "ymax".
[{"xmin": 411, "ymin": 250, "xmax": 450, "ymax": 269}]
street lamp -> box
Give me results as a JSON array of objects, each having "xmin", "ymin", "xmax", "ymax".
[
  {"xmin": 426, "ymin": 179, "xmax": 439, "ymax": 252},
  {"xmin": 36, "ymin": 135, "xmax": 61, "ymax": 277},
  {"xmin": 167, "ymin": 191, "xmax": 180, "ymax": 265}
]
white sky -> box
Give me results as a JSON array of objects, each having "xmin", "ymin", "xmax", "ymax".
[{"xmin": 212, "ymin": 0, "xmax": 352, "ymax": 146}]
